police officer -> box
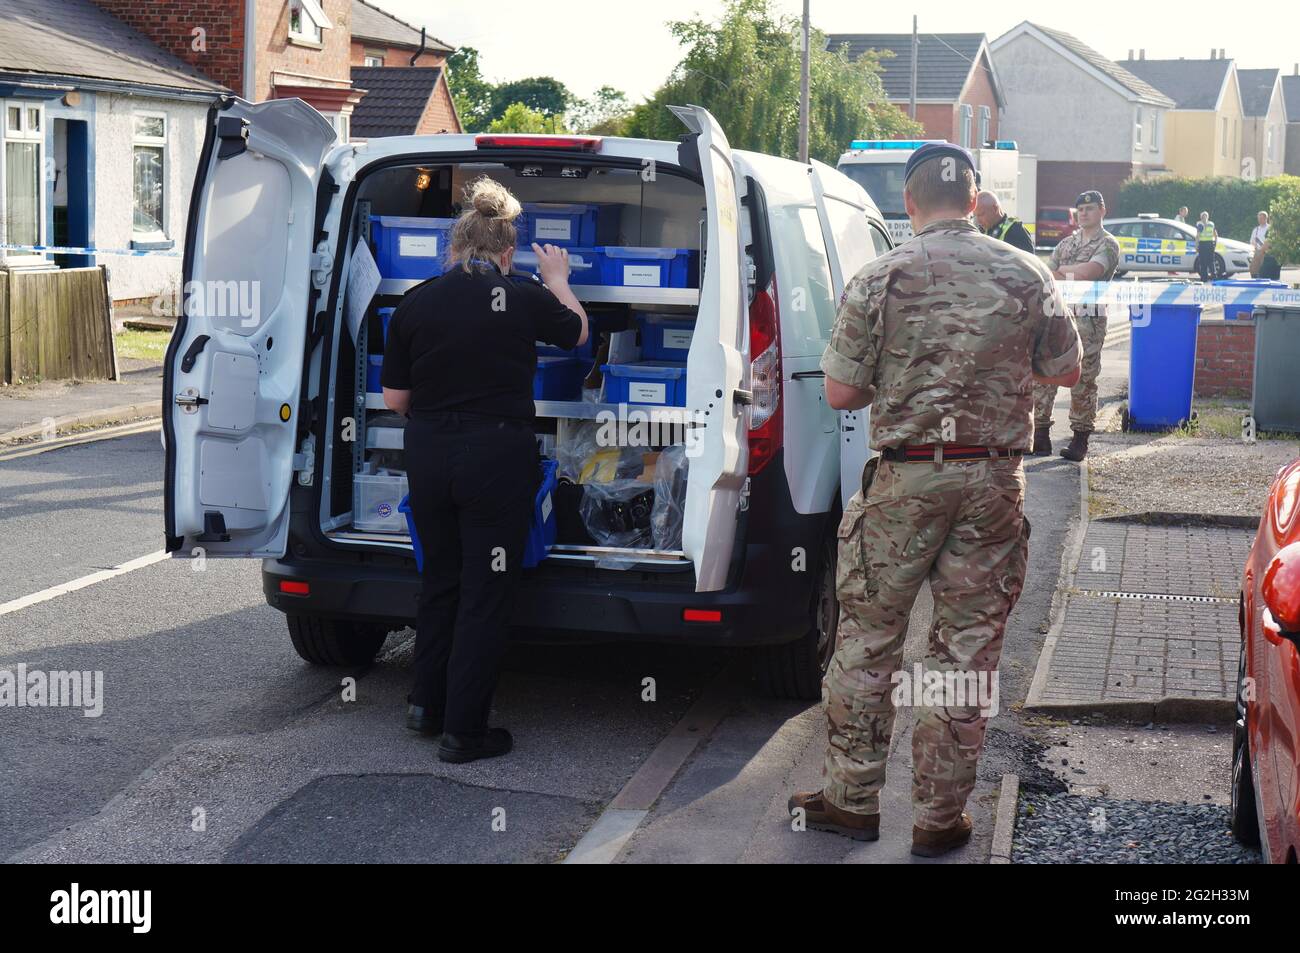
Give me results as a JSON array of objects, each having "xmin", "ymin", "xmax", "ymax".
[
  {"xmin": 1031, "ymin": 190, "xmax": 1120, "ymax": 462},
  {"xmin": 1194, "ymin": 210, "xmax": 1218, "ymax": 282},
  {"xmin": 974, "ymin": 190, "xmax": 1035, "ymax": 254},
  {"xmin": 381, "ymin": 176, "xmax": 588, "ymax": 763},
  {"xmin": 788, "ymin": 143, "xmax": 1081, "ymax": 856}
]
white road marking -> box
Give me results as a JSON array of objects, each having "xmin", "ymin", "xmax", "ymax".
[{"xmin": 0, "ymin": 550, "xmax": 170, "ymax": 618}]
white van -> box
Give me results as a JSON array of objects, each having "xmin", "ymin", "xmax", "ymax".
[{"xmin": 163, "ymin": 97, "xmax": 891, "ymax": 699}]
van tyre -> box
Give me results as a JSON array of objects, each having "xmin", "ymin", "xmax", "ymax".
[
  {"xmin": 286, "ymin": 614, "xmax": 389, "ymax": 666},
  {"xmin": 1230, "ymin": 640, "xmax": 1260, "ymax": 847},
  {"xmin": 752, "ymin": 536, "xmax": 837, "ymax": 701}
]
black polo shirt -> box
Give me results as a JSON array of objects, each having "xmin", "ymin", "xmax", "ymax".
[{"xmin": 380, "ymin": 262, "xmax": 583, "ymax": 421}]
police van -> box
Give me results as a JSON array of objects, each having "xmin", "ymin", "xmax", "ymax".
[
  {"xmin": 1104, "ymin": 213, "xmax": 1254, "ymax": 277},
  {"xmin": 163, "ymin": 97, "xmax": 892, "ymax": 699}
]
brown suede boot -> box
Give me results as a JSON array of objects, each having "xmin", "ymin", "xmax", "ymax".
[
  {"xmin": 1060, "ymin": 430, "xmax": 1090, "ymax": 462},
  {"xmin": 912, "ymin": 812, "xmax": 973, "ymax": 857},
  {"xmin": 788, "ymin": 790, "xmax": 880, "ymax": 841},
  {"xmin": 1031, "ymin": 426, "xmax": 1052, "ymax": 456}
]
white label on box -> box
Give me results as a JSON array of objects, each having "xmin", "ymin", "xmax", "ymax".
[
  {"xmin": 630, "ymin": 381, "xmax": 667, "ymax": 404},
  {"xmin": 624, "ymin": 264, "xmax": 661, "ymax": 287},
  {"xmin": 662, "ymin": 328, "xmax": 693, "ymax": 349},
  {"xmin": 535, "ymin": 218, "xmax": 572, "ymax": 241},
  {"xmin": 540, "ymin": 493, "xmax": 553, "ymax": 522},
  {"xmin": 399, "ymin": 234, "xmax": 438, "ymax": 257}
]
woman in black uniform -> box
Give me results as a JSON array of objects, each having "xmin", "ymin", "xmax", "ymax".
[{"xmin": 381, "ymin": 177, "xmax": 587, "ymax": 763}]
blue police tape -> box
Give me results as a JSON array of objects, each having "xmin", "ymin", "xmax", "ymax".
[{"xmin": 0, "ymin": 242, "xmax": 180, "ymax": 258}]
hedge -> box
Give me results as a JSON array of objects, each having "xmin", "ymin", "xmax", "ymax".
[{"xmin": 1115, "ymin": 175, "xmax": 1300, "ymax": 247}]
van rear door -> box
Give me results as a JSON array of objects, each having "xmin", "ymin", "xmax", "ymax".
[
  {"xmin": 163, "ymin": 97, "xmax": 337, "ymax": 556},
  {"xmin": 670, "ymin": 106, "xmax": 748, "ymax": 592},
  {"xmin": 808, "ymin": 160, "xmax": 878, "ymax": 508}
]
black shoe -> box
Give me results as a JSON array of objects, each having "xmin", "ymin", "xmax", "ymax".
[
  {"xmin": 438, "ymin": 727, "xmax": 514, "ymax": 763},
  {"xmin": 1031, "ymin": 426, "xmax": 1052, "ymax": 456},
  {"xmin": 1060, "ymin": 430, "xmax": 1090, "ymax": 462},
  {"xmin": 406, "ymin": 704, "xmax": 443, "ymax": 736}
]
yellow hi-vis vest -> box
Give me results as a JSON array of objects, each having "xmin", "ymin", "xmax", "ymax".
[{"xmin": 1197, "ymin": 220, "xmax": 1217, "ymax": 243}]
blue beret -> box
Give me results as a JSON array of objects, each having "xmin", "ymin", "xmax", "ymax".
[{"xmin": 903, "ymin": 142, "xmax": 977, "ymax": 184}]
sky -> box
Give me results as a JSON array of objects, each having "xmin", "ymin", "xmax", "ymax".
[{"xmin": 376, "ymin": 0, "xmax": 1300, "ymax": 103}]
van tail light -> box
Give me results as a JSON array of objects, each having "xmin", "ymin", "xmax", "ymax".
[
  {"xmin": 747, "ymin": 274, "xmax": 783, "ymax": 475},
  {"xmin": 474, "ymin": 135, "xmax": 602, "ymax": 152},
  {"xmin": 279, "ymin": 580, "xmax": 310, "ymax": 596}
]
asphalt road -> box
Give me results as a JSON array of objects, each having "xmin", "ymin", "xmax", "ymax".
[{"xmin": 1, "ymin": 381, "xmax": 1093, "ymax": 863}]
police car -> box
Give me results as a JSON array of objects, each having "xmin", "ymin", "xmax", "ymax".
[{"xmin": 1104, "ymin": 213, "xmax": 1253, "ymax": 278}]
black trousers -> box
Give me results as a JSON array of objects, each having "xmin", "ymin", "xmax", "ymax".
[
  {"xmin": 1195, "ymin": 241, "xmax": 1216, "ymax": 281},
  {"xmin": 404, "ymin": 412, "xmax": 539, "ymax": 735}
]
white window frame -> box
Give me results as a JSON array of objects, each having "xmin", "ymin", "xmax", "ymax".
[
  {"xmin": 289, "ymin": 0, "xmax": 333, "ymax": 44},
  {"xmin": 322, "ymin": 111, "xmax": 349, "ymax": 143},
  {"xmin": 363, "ymin": 52, "xmax": 385, "ymax": 67},
  {"xmin": 1222, "ymin": 117, "xmax": 1229, "ymax": 156},
  {"xmin": 958, "ymin": 104, "xmax": 973, "ymax": 148},
  {"xmin": 977, "ymin": 105, "xmax": 991, "ymax": 146},
  {"xmin": 132, "ymin": 110, "xmax": 169, "ymax": 242},
  {"xmin": 1148, "ymin": 110, "xmax": 1159, "ymax": 152},
  {"xmin": 1, "ymin": 99, "xmax": 47, "ymax": 262},
  {"xmin": 1134, "ymin": 107, "xmax": 1143, "ymax": 148}
]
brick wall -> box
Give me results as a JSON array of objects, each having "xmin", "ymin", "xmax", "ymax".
[
  {"xmin": 414, "ymin": 73, "xmax": 459, "ymax": 133},
  {"xmin": 1037, "ymin": 160, "xmax": 1136, "ymax": 210},
  {"xmin": 350, "ymin": 42, "xmax": 446, "ymax": 69},
  {"xmin": 255, "ymin": 0, "xmax": 353, "ymax": 101},
  {"xmin": 89, "ymin": 0, "xmax": 243, "ymax": 93},
  {"xmin": 1194, "ymin": 317, "xmax": 1255, "ymax": 398}
]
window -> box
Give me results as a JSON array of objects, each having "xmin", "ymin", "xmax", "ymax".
[
  {"xmin": 363, "ymin": 52, "xmax": 385, "ymax": 67},
  {"xmin": 1232, "ymin": 119, "xmax": 1238, "ymax": 158},
  {"xmin": 323, "ymin": 112, "xmax": 349, "ymax": 143},
  {"xmin": 1148, "ymin": 111, "xmax": 1158, "ymax": 152},
  {"xmin": 978, "ymin": 106, "xmax": 991, "ymax": 146},
  {"xmin": 868, "ymin": 223, "xmax": 892, "ymax": 258},
  {"xmin": 132, "ymin": 112, "xmax": 167, "ymax": 240},
  {"xmin": 1222, "ymin": 117, "xmax": 1229, "ymax": 156},
  {"xmin": 769, "ymin": 204, "xmax": 837, "ymax": 346},
  {"xmin": 821, "ymin": 197, "xmax": 877, "ymax": 285},
  {"xmin": 2, "ymin": 100, "xmax": 45, "ymax": 260},
  {"xmin": 1135, "ymin": 107, "xmax": 1143, "ymax": 148},
  {"xmin": 958, "ymin": 104, "xmax": 973, "ymax": 148},
  {"xmin": 1267, "ymin": 126, "xmax": 1275, "ymax": 161},
  {"xmin": 289, "ymin": 0, "xmax": 332, "ymax": 44}
]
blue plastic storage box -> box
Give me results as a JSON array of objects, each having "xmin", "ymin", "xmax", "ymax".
[
  {"xmin": 596, "ymin": 247, "xmax": 695, "ymax": 288},
  {"xmin": 366, "ymin": 354, "xmax": 384, "ymax": 394},
  {"xmin": 1212, "ymin": 278, "xmax": 1288, "ymax": 320},
  {"xmin": 637, "ymin": 313, "xmax": 695, "ymax": 361},
  {"xmin": 400, "ymin": 459, "xmax": 557, "ymax": 570},
  {"xmin": 601, "ymin": 361, "xmax": 688, "ymax": 406},
  {"xmin": 511, "ymin": 245, "xmax": 601, "ymax": 286},
  {"xmin": 517, "ymin": 203, "xmax": 618, "ymax": 248},
  {"xmin": 534, "ymin": 355, "xmax": 587, "ymax": 400},
  {"xmin": 371, "ymin": 215, "xmax": 455, "ymax": 280},
  {"xmin": 378, "ymin": 307, "xmax": 395, "ymax": 345}
]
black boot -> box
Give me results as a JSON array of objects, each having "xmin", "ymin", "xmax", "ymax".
[
  {"xmin": 1060, "ymin": 430, "xmax": 1090, "ymax": 462},
  {"xmin": 406, "ymin": 703, "xmax": 443, "ymax": 736},
  {"xmin": 1031, "ymin": 426, "xmax": 1052, "ymax": 456},
  {"xmin": 438, "ymin": 727, "xmax": 514, "ymax": 763}
]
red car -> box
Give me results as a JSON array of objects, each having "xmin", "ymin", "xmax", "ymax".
[
  {"xmin": 1233, "ymin": 457, "xmax": 1300, "ymax": 863},
  {"xmin": 1036, "ymin": 206, "xmax": 1077, "ymax": 247}
]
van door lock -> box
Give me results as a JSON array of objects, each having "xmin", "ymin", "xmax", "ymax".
[{"xmin": 174, "ymin": 388, "xmax": 208, "ymax": 414}]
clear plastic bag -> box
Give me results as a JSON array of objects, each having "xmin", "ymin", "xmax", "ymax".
[
  {"xmin": 651, "ymin": 444, "xmax": 688, "ymax": 551},
  {"xmin": 557, "ymin": 420, "xmax": 644, "ymax": 484},
  {"xmin": 578, "ymin": 479, "xmax": 655, "ymax": 549}
]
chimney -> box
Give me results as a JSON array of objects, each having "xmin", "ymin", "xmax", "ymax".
[
  {"xmin": 1140, "ymin": 49, "xmax": 1146, "ymax": 60},
  {"xmin": 1219, "ymin": 48, "xmax": 1226, "ymax": 59},
  {"xmin": 1128, "ymin": 49, "xmax": 1134, "ymax": 60},
  {"xmin": 1210, "ymin": 49, "xmax": 1216, "ymax": 59}
]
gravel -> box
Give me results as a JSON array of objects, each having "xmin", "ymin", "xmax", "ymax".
[
  {"xmin": 1088, "ymin": 431, "xmax": 1299, "ymax": 519},
  {"xmin": 1013, "ymin": 791, "xmax": 1260, "ymax": 863}
]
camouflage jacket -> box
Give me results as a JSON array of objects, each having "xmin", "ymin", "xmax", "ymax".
[
  {"xmin": 820, "ymin": 218, "xmax": 1081, "ymax": 451},
  {"xmin": 1051, "ymin": 227, "xmax": 1120, "ymax": 317}
]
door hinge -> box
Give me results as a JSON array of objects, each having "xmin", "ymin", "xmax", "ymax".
[
  {"xmin": 739, "ymin": 477, "xmax": 751, "ymax": 512},
  {"xmin": 294, "ymin": 436, "xmax": 315, "ymax": 486},
  {"xmin": 311, "ymin": 250, "xmax": 334, "ymax": 288},
  {"xmin": 174, "ymin": 387, "xmax": 208, "ymax": 414}
]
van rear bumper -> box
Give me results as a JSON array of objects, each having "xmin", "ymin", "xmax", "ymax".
[{"xmin": 262, "ymin": 539, "xmax": 815, "ymax": 647}]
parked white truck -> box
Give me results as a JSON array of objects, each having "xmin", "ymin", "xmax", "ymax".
[{"xmin": 837, "ymin": 139, "xmax": 1037, "ymax": 247}]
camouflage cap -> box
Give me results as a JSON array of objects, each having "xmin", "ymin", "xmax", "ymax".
[
  {"xmin": 904, "ymin": 142, "xmax": 976, "ymax": 184},
  {"xmin": 1075, "ymin": 190, "xmax": 1105, "ymax": 208}
]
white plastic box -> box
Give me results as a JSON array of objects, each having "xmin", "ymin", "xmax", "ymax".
[{"xmin": 354, "ymin": 472, "xmax": 409, "ymax": 533}]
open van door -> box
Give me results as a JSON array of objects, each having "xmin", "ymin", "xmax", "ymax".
[
  {"xmin": 163, "ymin": 97, "xmax": 338, "ymax": 557},
  {"xmin": 808, "ymin": 160, "xmax": 877, "ymax": 509},
  {"xmin": 671, "ymin": 105, "xmax": 748, "ymax": 592}
]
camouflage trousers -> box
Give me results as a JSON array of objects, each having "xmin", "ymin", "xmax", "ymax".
[
  {"xmin": 823, "ymin": 456, "xmax": 1029, "ymax": 831},
  {"xmin": 1034, "ymin": 311, "xmax": 1107, "ymax": 433}
]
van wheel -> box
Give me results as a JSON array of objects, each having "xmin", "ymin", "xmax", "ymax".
[
  {"xmin": 752, "ymin": 536, "xmax": 837, "ymax": 701},
  {"xmin": 286, "ymin": 614, "xmax": 389, "ymax": 666},
  {"xmin": 1230, "ymin": 640, "xmax": 1261, "ymax": 847}
]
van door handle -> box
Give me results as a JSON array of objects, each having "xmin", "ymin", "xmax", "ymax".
[
  {"xmin": 733, "ymin": 388, "xmax": 753, "ymax": 405},
  {"xmin": 791, "ymin": 370, "xmax": 824, "ymax": 380},
  {"xmin": 180, "ymin": 334, "xmax": 210, "ymax": 373}
]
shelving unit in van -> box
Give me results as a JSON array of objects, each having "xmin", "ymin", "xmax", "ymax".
[{"xmin": 375, "ymin": 278, "xmax": 699, "ymax": 310}]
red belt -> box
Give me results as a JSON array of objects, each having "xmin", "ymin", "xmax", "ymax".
[{"xmin": 880, "ymin": 444, "xmax": 1024, "ymax": 463}]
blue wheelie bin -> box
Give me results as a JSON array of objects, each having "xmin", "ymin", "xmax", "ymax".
[
  {"xmin": 1212, "ymin": 277, "xmax": 1288, "ymax": 320},
  {"xmin": 1126, "ymin": 300, "xmax": 1201, "ymax": 430}
]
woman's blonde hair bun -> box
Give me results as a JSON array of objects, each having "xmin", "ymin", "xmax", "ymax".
[
  {"xmin": 447, "ymin": 176, "xmax": 522, "ymax": 271},
  {"xmin": 466, "ymin": 176, "xmax": 521, "ymax": 221}
]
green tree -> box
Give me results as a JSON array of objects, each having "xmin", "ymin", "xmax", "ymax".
[
  {"xmin": 623, "ymin": 0, "xmax": 919, "ymax": 162},
  {"xmin": 486, "ymin": 102, "xmax": 552, "ymax": 134},
  {"xmin": 569, "ymin": 86, "xmax": 633, "ymax": 136},
  {"xmin": 446, "ymin": 46, "xmax": 494, "ymax": 132},
  {"xmin": 489, "ymin": 77, "xmax": 572, "ymax": 123},
  {"xmin": 1265, "ymin": 178, "xmax": 1300, "ymax": 265}
]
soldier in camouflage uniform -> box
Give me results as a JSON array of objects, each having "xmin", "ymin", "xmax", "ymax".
[
  {"xmin": 1031, "ymin": 190, "xmax": 1120, "ymax": 462},
  {"xmin": 787, "ymin": 143, "xmax": 1081, "ymax": 857}
]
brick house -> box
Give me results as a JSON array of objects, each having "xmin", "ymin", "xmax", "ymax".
[
  {"xmin": 1282, "ymin": 67, "xmax": 1300, "ymax": 176},
  {"xmin": 349, "ymin": 0, "xmax": 459, "ymax": 136},
  {"xmin": 990, "ymin": 22, "xmax": 1173, "ymax": 210},
  {"xmin": 1237, "ymin": 68, "xmax": 1288, "ymax": 180},
  {"xmin": 825, "ymin": 32, "xmax": 1003, "ymax": 147}
]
